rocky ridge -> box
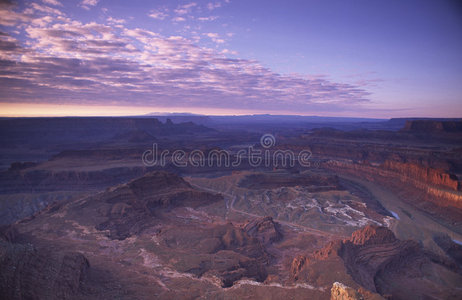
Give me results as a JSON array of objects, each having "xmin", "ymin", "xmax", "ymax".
[{"xmin": 291, "ymin": 225, "xmax": 462, "ymax": 299}]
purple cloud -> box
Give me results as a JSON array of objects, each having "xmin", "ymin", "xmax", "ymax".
[{"xmin": 0, "ymin": 2, "xmax": 371, "ymax": 114}]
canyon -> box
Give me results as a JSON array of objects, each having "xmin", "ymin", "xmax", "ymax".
[{"xmin": 0, "ymin": 117, "xmax": 461, "ymax": 299}]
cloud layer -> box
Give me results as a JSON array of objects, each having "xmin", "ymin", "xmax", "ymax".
[{"xmin": 0, "ymin": 1, "xmax": 370, "ymax": 113}]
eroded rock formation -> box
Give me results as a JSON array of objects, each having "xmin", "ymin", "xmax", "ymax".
[
  {"xmin": 330, "ymin": 282, "xmax": 362, "ymax": 300},
  {"xmin": 85, "ymin": 171, "xmax": 223, "ymax": 240},
  {"xmin": 291, "ymin": 225, "xmax": 462, "ymax": 299},
  {"xmin": 243, "ymin": 216, "xmax": 282, "ymax": 245},
  {"xmin": 383, "ymin": 160, "xmax": 460, "ymax": 191}
]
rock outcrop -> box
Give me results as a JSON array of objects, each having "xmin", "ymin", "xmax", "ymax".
[
  {"xmin": 330, "ymin": 282, "xmax": 362, "ymax": 300},
  {"xmin": 243, "ymin": 216, "xmax": 282, "ymax": 245},
  {"xmin": 348, "ymin": 225, "xmax": 397, "ymax": 246},
  {"xmin": 102, "ymin": 171, "xmax": 222, "ymax": 210},
  {"xmin": 339, "ymin": 226, "xmax": 421, "ymax": 292},
  {"xmin": 290, "ymin": 255, "xmax": 309, "ymax": 281},
  {"xmin": 383, "ymin": 160, "xmax": 460, "ymax": 191},
  {"xmin": 291, "ymin": 225, "xmax": 462, "ymax": 299},
  {"xmin": 89, "ymin": 171, "xmax": 223, "ymax": 240},
  {"xmin": 158, "ymin": 222, "xmax": 269, "ymax": 287},
  {"xmin": 331, "ymin": 282, "xmax": 385, "ymax": 300}
]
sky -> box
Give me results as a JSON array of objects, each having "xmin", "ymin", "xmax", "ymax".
[{"xmin": 0, "ymin": 0, "xmax": 461, "ymax": 118}]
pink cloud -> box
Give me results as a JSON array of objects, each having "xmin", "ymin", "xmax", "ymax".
[
  {"xmin": 0, "ymin": 3, "xmax": 371, "ymax": 114},
  {"xmin": 80, "ymin": 0, "xmax": 99, "ymax": 10},
  {"xmin": 42, "ymin": 0, "xmax": 62, "ymax": 7}
]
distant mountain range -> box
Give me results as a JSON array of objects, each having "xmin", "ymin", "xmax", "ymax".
[{"xmin": 143, "ymin": 113, "xmax": 460, "ymax": 131}]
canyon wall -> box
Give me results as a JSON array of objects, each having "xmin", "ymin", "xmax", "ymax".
[{"xmin": 327, "ymin": 160, "xmax": 462, "ymax": 209}]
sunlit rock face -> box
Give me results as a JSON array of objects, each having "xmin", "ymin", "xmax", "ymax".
[
  {"xmin": 330, "ymin": 282, "xmax": 362, "ymax": 300},
  {"xmin": 290, "ymin": 225, "xmax": 462, "ymax": 299}
]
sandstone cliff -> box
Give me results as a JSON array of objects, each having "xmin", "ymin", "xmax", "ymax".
[
  {"xmin": 383, "ymin": 160, "xmax": 460, "ymax": 191},
  {"xmin": 291, "ymin": 225, "xmax": 462, "ymax": 299},
  {"xmin": 328, "ymin": 160, "xmax": 462, "ymax": 210}
]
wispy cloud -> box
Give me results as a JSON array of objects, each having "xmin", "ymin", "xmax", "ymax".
[
  {"xmin": 0, "ymin": 2, "xmax": 370, "ymax": 114},
  {"xmin": 174, "ymin": 2, "xmax": 197, "ymax": 15},
  {"xmin": 0, "ymin": 6, "xmax": 32, "ymax": 26},
  {"xmin": 29, "ymin": 3, "xmax": 64, "ymax": 16},
  {"xmin": 207, "ymin": 2, "xmax": 222, "ymax": 11},
  {"xmin": 205, "ymin": 32, "xmax": 225, "ymax": 44},
  {"xmin": 42, "ymin": 0, "xmax": 62, "ymax": 6},
  {"xmin": 172, "ymin": 16, "xmax": 186, "ymax": 22},
  {"xmin": 80, "ymin": 0, "xmax": 99, "ymax": 10},
  {"xmin": 107, "ymin": 16, "xmax": 126, "ymax": 25},
  {"xmin": 150, "ymin": 2, "xmax": 224, "ymax": 23},
  {"xmin": 198, "ymin": 16, "xmax": 218, "ymax": 21},
  {"xmin": 148, "ymin": 8, "xmax": 169, "ymax": 20}
]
